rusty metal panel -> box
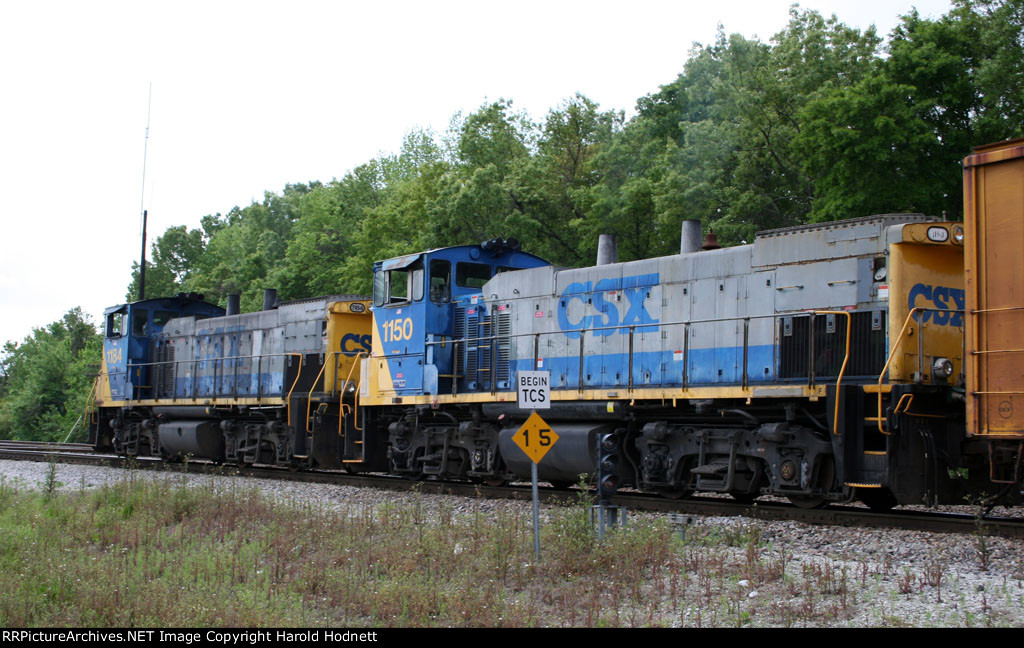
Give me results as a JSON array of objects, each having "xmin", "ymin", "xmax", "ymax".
[{"xmin": 964, "ymin": 138, "xmax": 1024, "ymax": 438}]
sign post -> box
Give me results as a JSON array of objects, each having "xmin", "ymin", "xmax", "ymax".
[{"xmin": 512, "ymin": 411, "xmax": 558, "ymax": 561}]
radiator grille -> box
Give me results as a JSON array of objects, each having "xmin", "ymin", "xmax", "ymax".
[{"xmin": 778, "ymin": 311, "xmax": 886, "ymax": 380}]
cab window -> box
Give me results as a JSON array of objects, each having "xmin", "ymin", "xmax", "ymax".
[
  {"xmin": 106, "ymin": 311, "xmax": 125, "ymax": 337},
  {"xmin": 411, "ymin": 263, "xmax": 424, "ymax": 302},
  {"xmin": 456, "ymin": 262, "xmax": 491, "ymax": 289},
  {"xmin": 389, "ymin": 269, "xmax": 409, "ymax": 302},
  {"xmin": 430, "ymin": 259, "xmax": 451, "ymax": 303},
  {"xmin": 131, "ymin": 310, "xmax": 149, "ymax": 336},
  {"xmin": 373, "ymin": 263, "xmax": 424, "ymax": 307}
]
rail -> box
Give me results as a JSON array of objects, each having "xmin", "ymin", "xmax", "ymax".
[
  {"xmin": 969, "ymin": 305, "xmax": 1024, "ymax": 395},
  {"xmin": 283, "ymin": 354, "xmax": 304, "ymax": 429},
  {"xmin": 83, "ymin": 377, "xmax": 100, "ymax": 430},
  {"xmin": 303, "ymin": 351, "xmax": 353, "ymax": 433}
]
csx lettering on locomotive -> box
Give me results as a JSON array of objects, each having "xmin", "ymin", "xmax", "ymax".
[
  {"xmin": 907, "ymin": 283, "xmax": 965, "ymax": 326},
  {"xmin": 340, "ymin": 333, "xmax": 372, "ymax": 355},
  {"xmin": 557, "ymin": 273, "xmax": 660, "ymax": 338}
]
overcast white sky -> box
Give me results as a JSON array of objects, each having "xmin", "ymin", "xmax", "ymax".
[{"xmin": 0, "ymin": 0, "xmax": 953, "ymax": 346}]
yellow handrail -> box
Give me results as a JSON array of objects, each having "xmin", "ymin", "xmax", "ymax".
[
  {"xmin": 83, "ymin": 377, "xmax": 100, "ymax": 429},
  {"xmin": 304, "ymin": 354, "xmax": 336, "ymax": 434},
  {"xmin": 815, "ymin": 311, "xmax": 852, "ymax": 436},
  {"xmin": 875, "ymin": 307, "xmax": 924, "ymax": 435},
  {"xmin": 284, "ymin": 353, "xmax": 303, "ymax": 429},
  {"xmin": 337, "ymin": 351, "xmax": 368, "ymax": 437}
]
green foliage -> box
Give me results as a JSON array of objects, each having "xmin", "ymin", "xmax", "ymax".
[
  {"xmin": 126, "ymin": 224, "xmax": 207, "ymax": 301},
  {"xmin": 0, "ymin": 308, "xmax": 101, "ymax": 441},
  {"xmin": 112, "ymin": 1, "xmax": 1024, "ymax": 305},
  {"xmin": 799, "ymin": 0, "xmax": 1024, "ymax": 221}
]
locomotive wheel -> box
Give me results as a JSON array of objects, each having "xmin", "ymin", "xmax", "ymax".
[
  {"xmin": 787, "ymin": 494, "xmax": 827, "ymax": 509},
  {"xmin": 730, "ymin": 492, "xmax": 759, "ymax": 504},
  {"xmin": 657, "ymin": 459, "xmax": 694, "ymax": 499},
  {"xmin": 656, "ymin": 486, "xmax": 692, "ymax": 500},
  {"xmin": 484, "ymin": 478, "xmax": 508, "ymax": 487},
  {"xmin": 787, "ymin": 457, "xmax": 835, "ymax": 509},
  {"xmin": 858, "ymin": 487, "xmax": 898, "ymax": 512}
]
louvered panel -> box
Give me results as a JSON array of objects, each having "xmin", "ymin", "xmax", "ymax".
[{"xmin": 496, "ymin": 310, "xmax": 511, "ymax": 387}]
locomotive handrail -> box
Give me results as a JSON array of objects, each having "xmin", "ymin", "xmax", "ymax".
[
  {"xmin": 125, "ymin": 352, "xmax": 303, "ymax": 402},
  {"xmin": 875, "ymin": 306, "xmax": 964, "ymax": 435},
  {"xmin": 284, "ymin": 353, "xmax": 303, "ymax": 429},
  {"xmin": 341, "ymin": 351, "xmax": 368, "ymax": 434},
  {"xmin": 971, "ymin": 306, "xmax": 1024, "ymax": 314},
  {"xmin": 83, "ymin": 377, "xmax": 100, "ymax": 429},
  {"xmin": 300, "ymin": 350, "xmax": 366, "ymax": 450},
  {"xmin": 812, "ymin": 310, "xmax": 851, "ymax": 437},
  {"xmin": 423, "ymin": 311, "xmax": 785, "ymax": 348},
  {"xmin": 422, "ymin": 310, "xmax": 863, "ymax": 394},
  {"xmin": 303, "ymin": 352, "xmax": 338, "ymax": 436}
]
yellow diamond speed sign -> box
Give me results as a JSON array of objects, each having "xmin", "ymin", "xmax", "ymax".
[{"xmin": 511, "ymin": 411, "xmax": 559, "ymax": 464}]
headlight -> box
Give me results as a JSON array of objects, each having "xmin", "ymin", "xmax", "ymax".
[
  {"xmin": 952, "ymin": 225, "xmax": 965, "ymax": 244},
  {"xmin": 932, "ymin": 357, "xmax": 954, "ymax": 381}
]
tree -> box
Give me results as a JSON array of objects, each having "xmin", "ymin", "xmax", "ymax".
[
  {"xmin": 126, "ymin": 224, "xmax": 206, "ymax": 300},
  {"xmin": 509, "ymin": 94, "xmax": 622, "ymax": 265},
  {"xmin": 799, "ymin": 0, "xmax": 1024, "ymax": 221},
  {"xmin": 0, "ymin": 309, "xmax": 101, "ymax": 441}
]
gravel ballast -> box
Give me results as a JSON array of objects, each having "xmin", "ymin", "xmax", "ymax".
[{"xmin": 2, "ymin": 458, "xmax": 1022, "ymax": 627}]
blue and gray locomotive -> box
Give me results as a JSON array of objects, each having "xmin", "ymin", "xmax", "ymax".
[
  {"xmin": 363, "ymin": 215, "xmax": 978, "ymax": 509},
  {"xmin": 90, "ymin": 138, "xmax": 1024, "ymax": 509}
]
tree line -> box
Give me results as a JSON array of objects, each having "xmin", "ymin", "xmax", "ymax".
[{"xmin": 3, "ymin": 0, "xmax": 1022, "ymax": 440}]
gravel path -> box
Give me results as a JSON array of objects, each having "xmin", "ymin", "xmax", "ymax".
[{"xmin": 3, "ymin": 458, "xmax": 1022, "ymax": 627}]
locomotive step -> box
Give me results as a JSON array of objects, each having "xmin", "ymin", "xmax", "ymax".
[{"xmin": 690, "ymin": 462, "xmax": 730, "ymax": 476}]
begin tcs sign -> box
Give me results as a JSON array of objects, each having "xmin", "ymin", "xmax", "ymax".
[{"xmin": 517, "ymin": 370, "xmax": 550, "ymax": 409}]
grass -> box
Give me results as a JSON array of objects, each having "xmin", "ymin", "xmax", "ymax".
[{"xmin": 0, "ymin": 470, "xmax": 1019, "ymax": 627}]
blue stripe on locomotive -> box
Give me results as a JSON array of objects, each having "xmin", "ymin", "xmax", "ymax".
[{"xmin": 512, "ymin": 345, "xmax": 777, "ymax": 388}]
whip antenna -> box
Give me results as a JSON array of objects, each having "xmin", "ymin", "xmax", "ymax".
[{"xmin": 138, "ymin": 83, "xmax": 152, "ymax": 301}]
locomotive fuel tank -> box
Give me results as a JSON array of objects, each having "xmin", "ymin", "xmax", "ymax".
[{"xmin": 498, "ymin": 423, "xmax": 614, "ymax": 485}]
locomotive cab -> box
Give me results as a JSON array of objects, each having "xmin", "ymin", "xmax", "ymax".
[
  {"xmin": 367, "ymin": 239, "xmax": 550, "ymax": 400},
  {"xmin": 98, "ymin": 294, "xmax": 225, "ymax": 403}
]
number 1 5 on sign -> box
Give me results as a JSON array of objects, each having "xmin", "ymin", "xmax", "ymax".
[{"xmin": 511, "ymin": 411, "xmax": 559, "ymax": 464}]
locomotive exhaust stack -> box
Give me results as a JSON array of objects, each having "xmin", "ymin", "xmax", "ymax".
[
  {"xmin": 681, "ymin": 219, "xmax": 702, "ymax": 254},
  {"xmin": 596, "ymin": 234, "xmax": 618, "ymax": 265}
]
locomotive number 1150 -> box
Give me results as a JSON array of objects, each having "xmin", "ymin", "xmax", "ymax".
[{"xmin": 382, "ymin": 317, "xmax": 414, "ymax": 343}]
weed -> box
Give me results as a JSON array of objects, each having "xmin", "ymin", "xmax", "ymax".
[
  {"xmin": 922, "ymin": 550, "xmax": 947, "ymax": 603},
  {"xmin": 897, "ymin": 567, "xmax": 916, "ymax": 595},
  {"xmin": 973, "ymin": 503, "xmax": 991, "ymax": 572},
  {"xmin": 41, "ymin": 458, "xmax": 60, "ymax": 502}
]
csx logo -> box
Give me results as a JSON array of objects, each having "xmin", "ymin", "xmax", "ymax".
[
  {"xmin": 558, "ymin": 273, "xmax": 659, "ymax": 339},
  {"xmin": 340, "ymin": 333, "xmax": 372, "ymax": 356},
  {"xmin": 908, "ymin": 283, "xmax": 965, "ymax": 326}
]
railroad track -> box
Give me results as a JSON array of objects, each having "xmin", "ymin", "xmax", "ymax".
[{"xmin": 1, "ymin": 440, "xmax": 1020, "ymax": 539}]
